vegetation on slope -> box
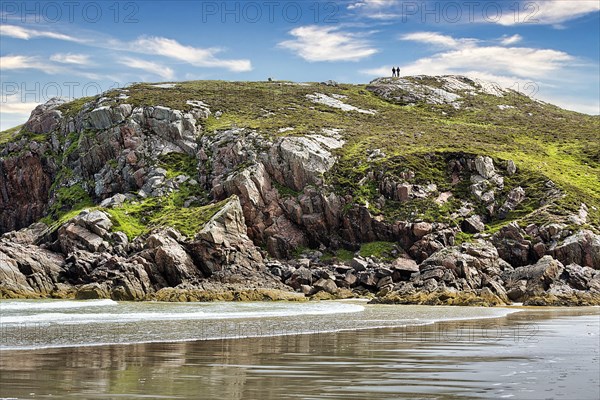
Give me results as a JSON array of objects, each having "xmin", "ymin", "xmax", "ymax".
[{"xmin": 2, "ymin": 77, "xmax": 598, "ymax": 237}]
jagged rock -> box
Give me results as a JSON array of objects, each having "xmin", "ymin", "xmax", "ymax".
[
  {"xmin": 551, "ymin": 230, "xmax": 600, "ymax": 269},
  {"xmin": 506, "ymin": 160, "xmax": 517, "ymax": 175},
  {"xmin": 506, "ymin": 279, "xmax": 527, "ymax": 302},
  {"xmin": 58, "ymin": 222, "xmax": 110, "ymax": 253},
  {"xmin": 268, "ymin": 135, "xmax": 343, "ymax": 192},
  {"xmin": 286, "ymin": 267, "xmax": 312, "ymax": 289},
  {"xmin": 148, "ymin": 232, "xmax": 202, "ymax": 286},
  {"xmin": 342, "ymin": 271, "xmax": 358, "ymax": 287},
  {"xmin": 76, "ymin": 283, "xmax": 110, "ymax": 299},
  {"xmin": 498, "ymin": 187, "xmax": 526, "ymax": 219},
  {"xmin": 492, "ymin": 222, "xmax": 533, "ymax": 267},
  {"xmin": 366, "ymin": 76, "xmax": 501, "ymax": 107},
  {"xmin": 0, "ymin": 148, "xmax": 55, "ymax": 233},
  {"xmin": 475, "ymin": 156, "xmax": 496, "ymax": 179},
  {"xmin": 462, "ymin": 215, "xmax": 485, "ymax": 233},
  {"xmin": 420, "ymin": 266, "xmax": 445, "ymax": 281},
  {"xmin": 78, "ymin": 210, "xmax": 113, "ymax": 237},
  {"xmin": 409, "ymin": 234, "xmax": 446, "ymax": 263},
  {"xmin": 358, "ymin": 271, "xmax": 378, "ymax": 287},
  {"xmin": 23, "ymin": 98, "xmax": 65, "ymax": 134},
  {"xmin": 314, "ymin": 278, "xmax": 338, "ymax": 294},
  {"xmin": 99, "ymin": 193, "xmax": 129, "ymax": 208},
  {"xmin": 391, "ymin": 256, "xmax": 419, "ymax": 273},
  {"xmin": 503, "ymin": 256, "xmax": 564, "ymax": 298},
  {"xmin": 413, "ymin": 222, "xmax": 432, "ymax": 238},
  {"xmin": 377, "ymin": 276, "xmax": 393, "ymax": 289},
  {"xmin": 563, "ymin": 264, "xmax": 598, "ymax": 290},
  {"xmin": 351, "ymin": 257, "xmax": 368, "ymax": 271},
  {"xmin": 1, "ymin": 222, "xmax": 48, "ymax": 245},
  {"xmin": 187, "ymin": 196, "xmax": 265, "ymax": 276},
  {"xmin": 568, "ymin": 203, "xmax": 589, "ymax": 225},
  {"xmin": 419, "ymin": 241, "xmax": 511, "ymax": 290}
]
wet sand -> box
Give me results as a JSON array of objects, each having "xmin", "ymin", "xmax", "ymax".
[{"xmin": 1, "ymin": 306, "xmax": 598, "ymax": 399}]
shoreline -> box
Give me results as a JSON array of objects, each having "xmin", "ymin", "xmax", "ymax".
[
  {"xmin": 0, "ymin": 300, "xmax": 595, "ymax": 352},
  {"xmin": 0, "ymin": 300, "xmax": 528, "ymax": 352},
  {"xmin": 1, "ymin": 305, "xmax": 598, "ymax": 399}
]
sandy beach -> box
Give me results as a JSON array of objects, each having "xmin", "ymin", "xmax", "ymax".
[{"xmin": 1, "ymin": 303, "xmax": 598, "ymax": 399}]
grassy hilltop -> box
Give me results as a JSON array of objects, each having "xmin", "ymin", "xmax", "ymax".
[{"xmin": 1, "ymin": 77, "xmax": 599, "ymax": 238}]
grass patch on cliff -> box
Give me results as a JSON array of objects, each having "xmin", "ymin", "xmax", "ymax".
[
  {"xmin": 0, "ymin": 125, "xmax": 23, "ymax": 145},
  {"xmin": 56, "ymin": 96, "xmax": 95, "ymax": 117},
  {"xmin": 158, "ymin": 152, "xmax": 198, "ymax": 179},
  {"xmin": 359, "ymin": 241, "xmax": 396, "ymax": 261},
  {"xmin": 25, "ymin": 78, "xmax": 600, "ymax": 234},
  {"xmin": 273, "ymin": 180, "xmax": 300, "ymax": 198},
  {"xmin": 42, "ymin": 184, "xmax": 94, "ymax": 227},
  {"xmin": 106, "ymin": 196, "xmax": 229, "ymax": 239}
]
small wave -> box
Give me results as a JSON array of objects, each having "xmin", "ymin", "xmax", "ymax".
[
  {"xmin": 1, "ymin": 303, "xmax": 365, "ymax": 326},
  {"xmin": 0, "ymin": 299, "xmax": 118, "ymax": 311}
]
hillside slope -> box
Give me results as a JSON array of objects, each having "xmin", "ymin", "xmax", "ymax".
[{"xmin": 1, "ymin": 76, "xmax": 599, "ymax": 305}]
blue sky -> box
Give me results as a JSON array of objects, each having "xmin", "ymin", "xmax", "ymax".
[{"xmin": 1, "ymin": 0, "xmax": 599, "ymax": 129}]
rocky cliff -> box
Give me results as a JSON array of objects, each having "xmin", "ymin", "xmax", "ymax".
[{"xmin": 1, "ymin": 76, "xmax": 599, "ymax": 305}]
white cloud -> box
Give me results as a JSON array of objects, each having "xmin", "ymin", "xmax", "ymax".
[
  {"xmin": 0, "ymin": 55, "xmax": 39, "ymax": 70},
  {"xmin": 128, "ymin": 36, "xmax": 251, "ymax": 72},
  {"xmin": 119, "ymin": 57, "xmax": 175, "ymax": 80},
  {"xmin": 278, "ymin": 26, "xmax": 377, "ymax": 62},
  {"xmin": 347, "ymin": 0, "xmax": 401, "ymax": 19},
  {"xmin": 348, "ymin": 0, "xmax": 398, "ymax": 10},
  {"xmin": 49, "ymin": 53, "xmax": 91, "ymax": 65},
  {"xmin": 0, "ymin": 55, "xmax": 103, "ymax": 80},
  {"xmin": 0, "ymin": 101, "xmax": 38, "ymax": 114},
  {"xmin": 496, "ymin": 0, "xmax": 600, "ymax": 25},
  {"xmin": 0, "ymin": 93, "xmax": 38, "ymax": 130},
  {"xmin": 2, "ymin": 25, "xmax": 252, "ymax": 73},
  {"xmin": 0, "ymin": 24, "xmax": 80, "ymax": 42},
  {"xmin": 399, "ymin": 32, "xmax": 472, "ymax": 48},
  {"xmin": 395, "ymin": 32, "xmax": 573, "ymax": 79},
  {"xmin": 500, "ymin": 34, "xmax": 523, "ymax": 45}
]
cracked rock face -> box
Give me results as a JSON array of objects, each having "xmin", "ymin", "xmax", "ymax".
[{"xmin": 1, "ymin": 84, "xmax": 598, "ymax": 305}]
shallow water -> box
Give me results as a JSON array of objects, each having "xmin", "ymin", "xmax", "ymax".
[
  {"xmin": 0, "ymin": 299, "xmax": 516, "ymax": 350},
  {"xmin": 0, "ymin": 301, "xmax": 598, "ymax": 399}
]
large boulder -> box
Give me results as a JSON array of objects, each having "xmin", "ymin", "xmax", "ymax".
[
  {"xmin": 23, "ymin": 98, "xmax": 65, "ymax": 134},
  {"xmin": 503, "ymin": 256, "xmax": 564, "ymax": 299},
  {"xmin": 187, "ymin": 196, "xmax": 265, "ymax": 276},
  {"xmin": 0, "ymin": 240, "xmax": 65, "ymax": 296},
  {"xmin": 492, "ymin": 222, "xmax": 533, "ymax": 267},
  {"xmin": 419, "ymin": 240, "xmax": 512, "ymax": 289},
  {"xmin": 148, "ymin": 232, "xmax": 202, "ymax": 286},
  {"xmin": 551, "ymin": 230, "xmax": 600, "ymax": 269}
]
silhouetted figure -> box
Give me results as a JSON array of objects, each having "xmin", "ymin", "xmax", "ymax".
[
  {"xmin": 396, "ymin": 67, "xmax": 401, "ymax": 77},
  {"xmin": 392, "ymin": 67, "xmax": 397, "ymax": 77}
]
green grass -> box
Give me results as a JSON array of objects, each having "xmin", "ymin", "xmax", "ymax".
[
  {"xmin": 42, "ymin": 184, "xmax": 94, "ymax": 226},
  {"xmin": 359, "ymin": 241, "xmax": 397, "ymax": 261},
  {"xmin": 321, "ymin": 248, "xmax": 356, "ymax": 262},
  {"xmin": 4, "ymin": 77, "xmax": 598, "ymax": 240},
  {"xmin": 56, "ymin": 96, "xmax": 96, "ymax": 117},
  {"xmin": 273, "ymin": 180, "xmax": 300, "ymax": 198},
  {"xmin": 158, "ymin": 152, "xmax": 198, "ymax": 179},
  {"xmin": 104, "ymin": 189, "xmax": 227, "ymax": 240},
  {"xmin": 0, "ymin": 125, "xmax": 23, "ymax": 145}
]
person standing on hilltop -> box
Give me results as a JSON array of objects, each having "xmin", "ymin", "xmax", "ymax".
[
  {"xmin": 392, "ymin": 67, "xmax": 396, "ymax": 77},
  {"xmin": 396, "ymin": 67, "xmax": 401, "ymax": 77}
]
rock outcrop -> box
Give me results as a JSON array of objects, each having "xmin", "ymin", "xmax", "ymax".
[{"xmin": 1, "ymin": 78, "xmax": 598, "ymax": 305}]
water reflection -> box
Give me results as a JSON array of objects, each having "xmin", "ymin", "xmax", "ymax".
[{"xmin": 1, "ymin": 308, "xmax": 598, "ymax": 400}]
